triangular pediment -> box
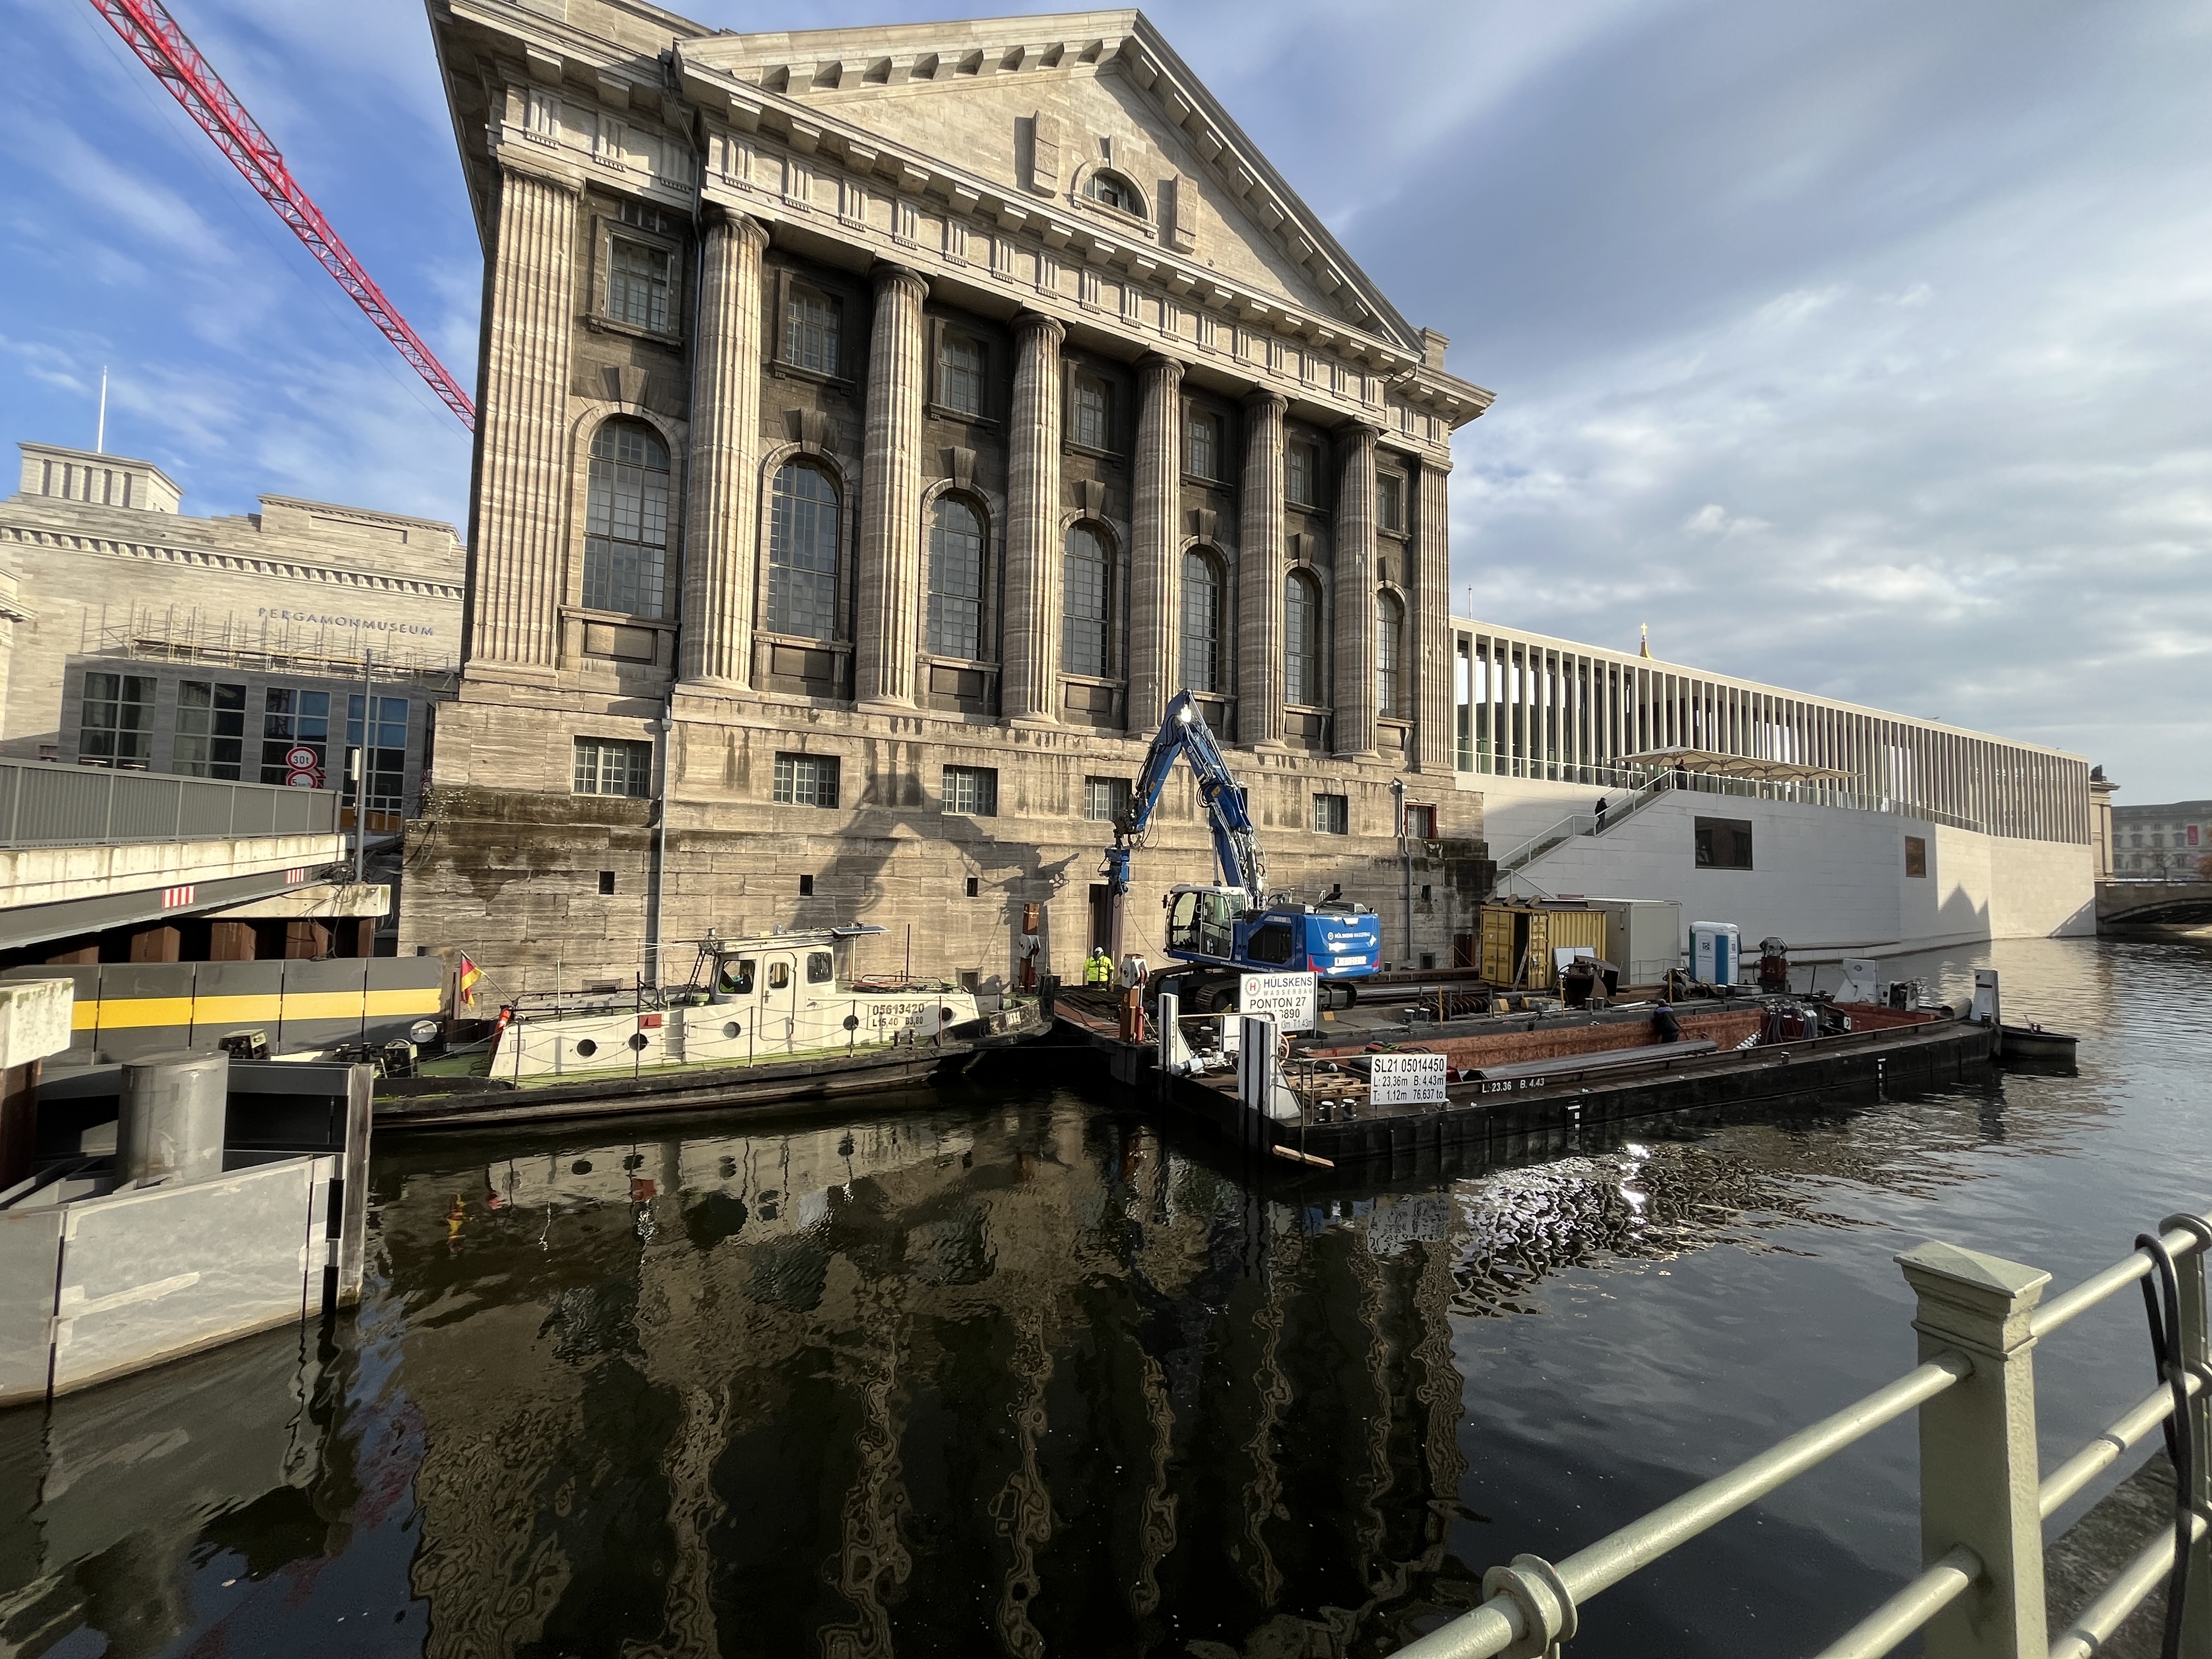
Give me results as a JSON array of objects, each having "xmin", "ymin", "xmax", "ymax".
[{"xmin": 677, "ymin": 13, "xmax": 1414, "ymax": 346}]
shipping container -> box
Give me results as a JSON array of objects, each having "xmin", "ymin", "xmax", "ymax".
[{"xmin": 1476, "ymin": 904, "xmax": 1609, "ymax": 989}]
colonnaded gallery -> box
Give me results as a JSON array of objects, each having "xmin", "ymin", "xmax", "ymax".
[{"xmin": 406, "ymin": 0, "xmax": 1495, "ymax": 989}]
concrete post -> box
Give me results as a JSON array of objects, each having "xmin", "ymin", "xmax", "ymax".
[
  {"xmin": 118, "ymin": 1050, "xmax": 229, "ymax": 1186},
  {"xmin": 1003, "ymin": 312, "xmax": 1065, "ymax": 723},
  {"xmin": 1237, "ymin": 391, "xmax": 1288, "ymax": 748},
  {"xmin": 1898, "ymin": 1240, "xmax": 2050, "ymax": 1659},
  {"xmin": 1129, "ymin": 353, "xmax": 1185, "ymax": 730},
  {"xmin": 855, "ymin": 264, "xmax": 929, "ymax": 709},
  {"xmin": 680, "ymin": 210, "xmax": 769, "ymax": 687}
]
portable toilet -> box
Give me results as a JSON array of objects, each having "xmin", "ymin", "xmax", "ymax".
[{"xmin": 1689, "ymin": 921, "xmax": 1741, "ymax": 986}]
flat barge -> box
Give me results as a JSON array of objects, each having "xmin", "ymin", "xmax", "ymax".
[{"xmin": 1049, "ymin": 988, "xmax": 1997, "ymax": 1173}]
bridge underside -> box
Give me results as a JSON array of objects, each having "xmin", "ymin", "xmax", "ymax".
[{"xmin": 2095, "ymin": 881, "xmax": 2212, "ymax": 929}]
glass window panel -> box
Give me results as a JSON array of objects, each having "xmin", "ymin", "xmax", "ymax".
[
  {"xmin": 1186, "ymin": 411, "xmax": 1217, "ymax": 479},
  {"xmin": 772, "ymin": 753, "xmax": 840, "ymax": 808},
  {"xmin": 1084, "ymin": 776, "xmax": 1131, "ymax": 823},
  {"xmin": 584, "ymin": 421, "xmax": 670, "ymax": 619},
  {"xmin": 927, "ymin": 497, "xmax": 985, "ymax": 659},
  {"xmin": 1376, "ymin": 591, "xmax": 1406, "ymax": 718},
  {"xmin": 1285, "ymin": 573, "xmax": 1321, "ymax": 706},
  {"xmin": 80, "ymin": 673, "xmax": 154, "ymax": 767},
  {"xmin": 1071, "ymin": 376, "xmax": 1110, "ymax": 450},
  {"xmin": 1180, "ymin": 551, "xmax": 1221, "ymax": 693},
  {"xmin": 939, "ymin": 334, "xmax": 983, "ymax": 416},
  {"xmin": 767, "ymin": 464, "xmax": 842, "ymax": 640},
  {"xmin": 943, "ymin": 765, "xmax": 998, "ymax": 816},
  {"xmin": 787, "ymin": 287, "xmax": 839, "ymax": 374},
  {"xmin": 573, "ymin": 737, "xmax": 653, "ymax": 798},
  {"xmin": 1062, "ymin": 524, "xmax": 1110, "ymax": 677},
  {"xmin": 608, "ymin": 238, "xmax": 674, "ymax": 332}
]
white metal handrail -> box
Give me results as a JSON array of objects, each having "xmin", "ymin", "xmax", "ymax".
[{"xmin": 1401, "ymin": 1210, "xmax": 2212, "ymax": 1659}]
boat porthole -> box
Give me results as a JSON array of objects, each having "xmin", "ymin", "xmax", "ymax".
[
  {"xmin": 575, "ymin": 1039, "xmax": 598, "ymax": 1058},
  {"xmin": 723, "ymin": 1021, "xmax": 742, "ymax": 1039},
  {"xmin": 843, "ymin": 1014, "xmax": 859, "ymax": 1031},
  {"xmin": 628, "ymin": 1033, "xmax": 648, "ymax": 1051},
  {"xmin": 572, "ymin": 1159, "xmax": 592, "ymax": 1175}
]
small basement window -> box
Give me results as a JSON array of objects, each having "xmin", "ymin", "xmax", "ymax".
[
  {"xmin": 1694, "ymin": 816, "xmax": 1754, "ymax": 871},
  {"xmin": 1905, "ymin": 836, "xmax": 1928, "ymax": 878},
  {"xmin": 798, "ymin": 874, "xmax": 815, "ymax": 897},
  {"xmin": 597, "ymin": 870, "xmax": 616, "ymax": 895}
]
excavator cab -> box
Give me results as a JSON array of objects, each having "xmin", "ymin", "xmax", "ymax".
[{"xmin": 1164, "ymin": 885, "xmax": 1245, "ymax": 962}]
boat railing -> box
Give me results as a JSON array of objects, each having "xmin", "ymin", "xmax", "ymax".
[{"xmin": 1392, "ymin": 1209, "xmax": 2212, "ymax": 1659}]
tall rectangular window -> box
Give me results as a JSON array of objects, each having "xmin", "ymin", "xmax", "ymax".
[
  {"xmin": 1403, "ymin": 803, "xmax": 1437, "ymax": 840},
  {"xmin": 1084, "ymin": 776, "xmax": 1131, "ymax": 823},
  {"xmin": 584, "ymin": 423, "xmax": 671, "ymax": 618},
  {"xmin": 607, "ymin": 238, "xmax": 673, "ymax": 332},
  {"xmin": 943, "ymin": 765, "xmax": 998, "ymax": 816},
  {"xmin": 1285, "ymin": 441, "xmax": 1316, "ymax": 506},
  {"xmin": 1071, "ymin": 374, "xmax": 1111, "ymax": 450},
  {"xmin": 787, "ymin": 286, "xmax": 839, "ymax": 373},
  {"xmin": 346, "ymin": 695, "xmax": 411, "ymax": 812},
  {"xmin": 259, "ymin": 687, "xmax": 330, "ymax": 785},
  {"xmin": 1312, "ymin": 793, "xmax": 1348, "ymax": 835},
  {"xmin": 173, "ymin": 680, "xmax": 245, "ymax": 778},
  {"xmin": 1694, "ymin": 816, "xmax": 1754, "ymax": 870},
  {"xmin": 1904, "ymin": 835, "xmax": 1928, "ymax": 878},
  {"xmin": 1186, "ymin": 410, "xmax": 1219, "ymax": 479},
  {"xmin": 938, "ymin": 333, "xmax": 983, "ymax": 416},
  {"xmin": 773, "ymin": 753, "xmax": 840, "ymax": 807},
  {"xmin": 574, "ymin": 736, "xmax": 653, "ymax": 798},
  {"xmin": 1378, "ymin": 473, "xmax": 1405, "ymax": 532},
  {"xmin": 80, "ymin": 673, "xmax": 154, "ymax": 768}
]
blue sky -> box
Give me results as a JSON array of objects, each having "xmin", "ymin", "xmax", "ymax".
[{"xmin": 2, "ymin": 0, "xmax": 2205, "ymax": 799}]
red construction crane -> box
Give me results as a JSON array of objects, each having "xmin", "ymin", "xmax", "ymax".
[{"xmin": 88, "ymin": 0, "xmax": 477, "ymax": 431}]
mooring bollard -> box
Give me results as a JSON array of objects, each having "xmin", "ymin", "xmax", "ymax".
[{"xmin": 117, "ymin": 1049, "xmax": 230, "ymax": 1186}]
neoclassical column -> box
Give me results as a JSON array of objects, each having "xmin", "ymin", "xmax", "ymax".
[
  {"xmin": 854, "ymin": 263, "xmax": 929, "ymax": 709},
  {"xmin": 1331, "ymin": 422, "xmax": 1379, "ymax": 758},
  {"xmin": 1002, "ymin": 312, "xmax": 1065, "ymax": 723},
  {"xmin": 1412, "ymin": 455, "xmax": 1455, "ymax": 772},
  {"xmin": 467, "ymin": 163, "xmax": 578, "ymax": 676},
  {"xmin": 1129, "ymin": 353, "xmax": 1185, "ymax": 729},
  {"xmin": 679, "ymin": 208, "xmax": 769, "ymax": 688},
  {"xmin": 1235, "ymin": 390, "xmax": 1288, "ymax": 748}
]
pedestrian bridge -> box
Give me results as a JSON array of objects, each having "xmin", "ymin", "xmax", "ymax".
[{"xmin": 2097, "ymin": 879, "xmax": 2212, "ymax": 929}]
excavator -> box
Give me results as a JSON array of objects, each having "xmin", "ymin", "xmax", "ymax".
[{"xmin": 1101, "ymin": 691, "xmax": 1383, "ymax": 1013}]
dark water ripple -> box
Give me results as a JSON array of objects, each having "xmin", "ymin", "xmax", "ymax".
[{"xmin": 3, "ymin": 935, "xmax": 2208, "ymax": 1657}]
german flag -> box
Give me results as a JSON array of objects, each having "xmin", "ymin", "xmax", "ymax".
[{"xmin": 456, "ymin": 953, "xmax": 484, "ymax": 1012}]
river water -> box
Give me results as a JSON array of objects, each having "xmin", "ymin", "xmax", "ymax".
[{"xmin": 4, "ymin": 935, "xmax": 2209, "ymax": 1658}]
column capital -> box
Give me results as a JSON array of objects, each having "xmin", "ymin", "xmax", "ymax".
[
  {"xmin": 704, "ymin": 205, "xmax": 770, "ymax": 251},
  {"xmin": 1335, "ymin": 417, "xmax": 1383, "ymax": 447},
  {"xmin": 1013, "ymin": 309, "xmax": 1066, "ymax": 347},
  {"xmin": 871, "ymin": 261, "xmax": 930, "ymax": 302},
  {"xmin": 1241, "ymin": 387, "xmax": 1289, "ymax": 419},
  {"xmin": 1137, "ymin": 351, "xmax": 1186, "ymax": 380},
  {"xmin": 1414, "ymin": 450, "xmax": 1456, "ymax": 479}
]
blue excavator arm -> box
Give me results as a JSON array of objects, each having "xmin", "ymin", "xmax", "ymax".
[{"xmin": 1102, "ymin": 691, "xmax": 1266, "ymax": 905}]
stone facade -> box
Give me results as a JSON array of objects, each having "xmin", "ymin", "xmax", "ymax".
[
  {"xmin": 0, "ymin": 443, "xmax": 465, "ymax": 817},
  {"xmin": 410, "ymin": 4, "xmax": 1496, "ymax": 989}
]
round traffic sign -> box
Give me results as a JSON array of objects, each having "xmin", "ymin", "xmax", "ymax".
[
  {"xmin": 284, "ymin": 745, "xmax": 319, "ymax": 770},
  {"xmin": 286, "ymin": 769, "xmax": 321, "ymax": 789}
]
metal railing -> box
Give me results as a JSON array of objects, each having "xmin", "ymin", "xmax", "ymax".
[
  {"xmin": 1401, "ymin": 1211, "xmax": 2212, "ymax": 1659},
  {"xmin": 0, "ymin": 758, "xmax": 341, "ymax": 848},
  {"xmin": 1494, "ymin": 769, "xmax": 1987, "ymax": 873}
]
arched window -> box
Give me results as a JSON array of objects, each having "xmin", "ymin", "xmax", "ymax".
[
  {"xmin": 584, "ymin": 421, "xmax": 670, "ymax": 618},
  {"xmin": 1285, "ymin": 570, "xmax": 1322, "ymax": 706},
  {"xmin": 766, "ymin": 462, "xmax": 840, "ymax": 639},
  {"xmin": 1180, "ymin": 550, "xmax": 1223, "ymax": 693},
  {"xmin": 1376, "ymin": 590, "xmax": 1407, "ymax": 718},
  {"xmin": 1085, "ymin": 170, "xmax": 1142, "ymax": 215},
  {"xmin": 928, "ymin": 496, "xmax": 985, "ymax": 659},
  {"xmin": 1063, "ymin": 523, "xmax": 1111, "ymax": 678}
]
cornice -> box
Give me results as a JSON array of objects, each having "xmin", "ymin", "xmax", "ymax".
[{"xmin": 0, "ymin": 523, "xmax": 465, "ymax": 602}]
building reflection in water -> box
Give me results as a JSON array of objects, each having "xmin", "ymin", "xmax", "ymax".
[{"xmin": 0, "ymin": 1080, "xmax": 2033, "ymax": 1659}]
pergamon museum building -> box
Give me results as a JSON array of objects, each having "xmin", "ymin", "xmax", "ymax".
[{"xmin": 409, "ymin": 1, "xmax": 1496, "ymax": 989}]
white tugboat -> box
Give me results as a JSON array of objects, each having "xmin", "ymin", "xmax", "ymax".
[{"xmin": 381, "ymin": 926, "xmax": 1043, "ymax": 1131}]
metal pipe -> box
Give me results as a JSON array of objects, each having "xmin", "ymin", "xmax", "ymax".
[
  {"xmin": 646, "ymin": 699, "xmax": 673, "ymax": 987},
  {"xmin": 354, "ymin": 649, "xmax": 372, "ymax": 886},
  {"xmin": 1397, "ymin": 1352, "xmax": 1972, "ymax": 1659},
  {"xmin": 1809, "ymin": 1545, "xmax": 1979, "ymax": 1659},
  {"xmin": 2040, "ymin": 1373, "xmax": 2204, "ymax": 1520},
  {"xmin": 2049, "ymin": 1511, "xmax": 2209, "ymax": 1659},
  {"xmin": 2033, "ymin": 1214, "xmax": 2212, "ymax": 1338}
]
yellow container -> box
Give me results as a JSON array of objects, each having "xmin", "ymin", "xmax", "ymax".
[{"xmin": 1477, "ymin": 904, "xmax": 1610, "ymax": 989}]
